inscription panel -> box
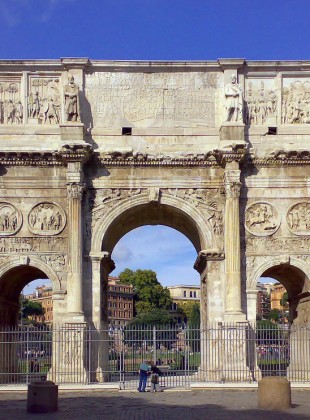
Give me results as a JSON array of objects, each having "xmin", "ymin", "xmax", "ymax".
[{"xmin": 84, "ymin": 72, "xmax": 219, "ymax": 127}]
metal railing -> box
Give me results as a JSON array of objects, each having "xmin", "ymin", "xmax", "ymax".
[{"xmin": 0, "ymin": 322, "xmax": 309, "ymax": 387}]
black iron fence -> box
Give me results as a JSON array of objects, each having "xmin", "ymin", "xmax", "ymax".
[{"xmin": 0, "ymin": 322, "xmax": 309, "ymax": 388}]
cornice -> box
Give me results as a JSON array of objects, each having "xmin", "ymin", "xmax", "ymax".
[
  {"xmin": 245, "ymin": 149, "xmax": 310, "ymax": 167},
  {"xmin": 59, "ymin": 143, "xmax": 93, "ymax": 163},
  {"xmin": 98, "ymin": 152, "xmax": 220, "ymax": 167},
  {"xmin": 0, "ymin": 151, "xmax": 62, "ymax": 166}
]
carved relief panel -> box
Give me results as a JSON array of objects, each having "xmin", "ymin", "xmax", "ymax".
[
  {"xmin": 28, "ymin": 202, "xmax": 66, "ymax": 236},
  {"xmin": 244, "ymin": 79, "xmax": 277, "ymax": 126},
  {"xmin": 0, "ymin": 75, "xmax": 23, "ymax": 124},
  {"xmin": 282, "ymin": 78, "xmax": 310, "ymax": 124},
  {"xmin": 0, "ymin": 203, "xmax": 22, "ymax": 235},
  {"xmin": 287, "ymin": 202, "xmax": 310, "ymax": 235},
  {"xmin": 84, "ymin": 72, "xmax": 220, "ymax": 128},
  {"xmin": 27, "ymin": 75, "xmax": 61, "ymax": 124},
  {"xmin": 245, "ymin": 202, "xmax": 280, "ymax": 236}
]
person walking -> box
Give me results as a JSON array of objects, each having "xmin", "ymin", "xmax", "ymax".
[{"xmin": 137, "ymin": 361, "xmax": 149, "ymax": 392}]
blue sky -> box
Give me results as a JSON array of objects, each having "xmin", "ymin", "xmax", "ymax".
[
  {"xmin": 0, "ymin": 0, "xmax": 309, "ymax": 61},
  {"xmin": 4, "ymin": 0, "xmax": 299, "ymax": 292}
]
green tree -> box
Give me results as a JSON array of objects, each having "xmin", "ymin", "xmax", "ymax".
[
  {"xmin": 20, "ymin": 296, "xmax": 44, "ymax": 319},
  {"xmin": 187, "ymin": 303, "xmax": 200, "ymax": 351},
  {"xmin": 129, "ymin": 308, "xmax": 174, "ymax": 326},
  {"xmin": 280, "ymin": 292, "xmax": 289, "ymax": 309},
  {"xmin": 188, "ymin": 303, "xmax": 200, "ymax": 326},
  {"xmin": 119, "ymin": 268, "xmax": 172, "ymax": 315},
  {"xmin": 267, "ymin": 308, "xmax": 281, "ymax": 322}
]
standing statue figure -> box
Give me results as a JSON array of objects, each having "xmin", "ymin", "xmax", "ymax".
[
  {"xmin": 64, "ymin": 74, "xmax": 79, "ymax": 122},
  {"xmin": 224, "ymin": 74, "xmax": 243, "ymax": 122}
]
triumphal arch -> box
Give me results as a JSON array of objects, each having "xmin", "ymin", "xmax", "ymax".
[{"xmin": 0, "ymin": 58, "xmax": 309, "ymax": 381}]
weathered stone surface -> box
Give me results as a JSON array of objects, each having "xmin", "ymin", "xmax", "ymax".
[{"xmin": 0, "ymin": 58, "xmax": 309, "ymax": 381}]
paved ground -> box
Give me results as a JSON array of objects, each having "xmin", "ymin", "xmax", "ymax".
[{"xmin": 0, "ymin": 389, "xmax": 309, "ymax": 420}]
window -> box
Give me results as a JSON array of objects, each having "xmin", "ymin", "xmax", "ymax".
[
  {"xmin": 183, "ymin": 291, "xmax": 186, "ymax": 297},
  {"xmin": 194, "ymin": 291, "xmax": 197, "ymax": 298},
  {"xmin": 190, "ymin": 291, "xmax": 193, "ymax": 298}
]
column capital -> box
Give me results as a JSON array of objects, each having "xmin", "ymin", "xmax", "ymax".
[
  {"xmin": 194, "ymin": 250, "xmax": 225, "ymax": 274},
  {"xmin": 224, "ymin": 170, "xmax": 241, "ymax": 199},
  {"xmin": 67, "ymin": 182, "xmax": 85, "ymax": 200}
]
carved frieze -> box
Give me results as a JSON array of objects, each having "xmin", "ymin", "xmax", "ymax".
[
  {"xmin": 0, "ymin": 237, "xmax": 66, "ymax": 253},
  {"xmin": 287, "ymin": 202, "xmax": 310, "ymax": 235},
  {"xmin": 0, "ymin": 203, "xmax": 22, "ymax": 236},
  {"xmin": 245, "ymin": 202, "xmax": 280, "ymax": 236},
  {"xmin": 246, "ymin": 237, "xmax": 310, "ymax": 255},
  {"xmin": 28, "ymin": 203, "xmax": 66, "ymax": 236},
  {"xmin": 28, "ymin": 75, "xmax": 61, "ymax": 124},
  {"xmin": 245, "ymin": 79, "xmax": 277, "ymax": 125},
  {"xmin": 282, "ymin": 79, "xmax": 310, "ymax": 124},
  {"xmin": 0, "ymin": 75, "xmax": 23, "ymax": 124}
]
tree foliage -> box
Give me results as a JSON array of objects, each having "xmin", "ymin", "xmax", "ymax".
[
  {"xmin": 128, "ymin": 308, "xmax": 174, "ymax": 326},
  {"xmin": 20, "ymin": 296, "xmax": 45, "ymax": 319},
  {"xmin": 119, "ymin": 268, "xmax": 172, "ymax": 315},
  {"xmin": 188, "ymin": 303, "xmax": 200, "ymax": 326},
  {"xmin": 280, "ymin": 292, "xmax": 289, "ymax": 309}
]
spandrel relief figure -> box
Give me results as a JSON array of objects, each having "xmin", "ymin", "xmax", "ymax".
[
  {"xmin": 28, "ymin": 203, "xmax": 66, "ymax": 236},
  {"xmin": 0, "ymin": 203, "xmax": 22, "ymax": 236},
  {"xmin": 245, "ymin": 203, "xmax": 279, "ymax": 236},
  {"xmin": 64, "ymin": 74, "xmax": 80, "ymax": 122},
  {"xmin": 282, "ymin": 80, "xmax": 310, "ymax": 124},
  {"xmin": 224, "ymin": 74, "xmax": 243, "ymax": 122},
  {"xmin": 287, "ymin": 202, "xmax": 310, "ymax": 235}
]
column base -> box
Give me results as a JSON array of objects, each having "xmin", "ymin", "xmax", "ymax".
[
  {"xmin": 61, "ymin": 312, "xmax": 86, "ymax": 323},
  {"xmin": 224, "ymin": 311, "xmax": 247, "ymax": 322}
]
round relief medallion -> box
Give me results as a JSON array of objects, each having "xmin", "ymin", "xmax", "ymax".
[
  {"xmin": 245, "ymin": 202, "xmax": 280, "ymax": 236},
  {"xmin": 28, "ymin": 202, "xmax": 66, "ymax": 236},
  {"xmin": 0, "ymin": 202, "xmax": 22, "ymax": 236},
  {"xmin": 287, "ymin": 202, "xmax": 310, "ymax": 235}
]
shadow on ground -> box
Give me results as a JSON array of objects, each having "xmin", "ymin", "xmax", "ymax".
[{"xmin": 0, "ymin": 390, "xmax": 309, "ymax": 419}]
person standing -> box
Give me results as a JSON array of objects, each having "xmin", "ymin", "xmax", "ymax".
[
  {"xmin": 150, "ymin": 361, "xmax": 161, "ymax": 393},
  {"xmin": 137, "ymin": 361, "xmax": 149, "ymax": 392}
]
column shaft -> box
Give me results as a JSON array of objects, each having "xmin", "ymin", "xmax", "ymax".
[{"xmin": 224, "ymin": 169, "xmax": 245, "ymax": 320}]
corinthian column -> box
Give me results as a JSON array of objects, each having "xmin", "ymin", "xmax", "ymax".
[
  {"xmin": 224, "ymin": 164, "xmax": 246, "ymax": 321},
  {"xmin": 66, "ymin": 181, "xmax": 85, "ymax": 320}
]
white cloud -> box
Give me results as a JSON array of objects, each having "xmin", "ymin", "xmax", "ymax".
[{"xmin": 111, "ymin": 226, "xmax": 199, "ymax": 286}]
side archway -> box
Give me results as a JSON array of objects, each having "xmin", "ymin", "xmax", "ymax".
[
  {"xmin": 246, "ymin": 255, "xmax": 310, "ymax": 323},
  {"xmin": 0, "ymin": 256, "xmax": 62, "ymax": 326}
]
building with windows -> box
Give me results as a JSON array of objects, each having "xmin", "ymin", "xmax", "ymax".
[
  {"xmin": 167, "ymin": 285, "xmax": 200, "ymax": 302},
  {"xmin": 256, "ymin": 282, "xmax": 271, "ymax": 319},
  {"xmin": 270, "ymin": 283, "xmax": 287, "ymax": 311},
  {"xmin": 167, "ymin": 285, "xmax": 200, "ymax": 324},
  {"xmin": 107, "ymin": 277, "xmax": 134, "ymax": 326},
  {"xmin": 24, "ymin": 285, "xmax": 53, "ymax": 324},
  {"xmin": 24, "ymin": 277, "xmax": 134, "ymax": 326}
]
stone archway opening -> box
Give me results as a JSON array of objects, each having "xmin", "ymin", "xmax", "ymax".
[
  {"xmin": 111, "ymin": 225, "xmax": 200, "ymax": 325},
  {"xmin": 0, "ymin": 265, "xmax": 49, "ymax": 327},
  {"xmin": 261, "ymin": 264, "xmax": 309, "ymax": 325}
]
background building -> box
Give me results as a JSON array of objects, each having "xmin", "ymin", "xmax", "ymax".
[
  {"xmin": 107, "ymin": 277, "xmax": 134, "ymax": 326},
  {"xmin": 24, "ymin": 285, "xmax": 53, "ymax": 324},
  {"xmin": 24, "ymin": 277, "xmax": 134, "ymax": 326}
]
